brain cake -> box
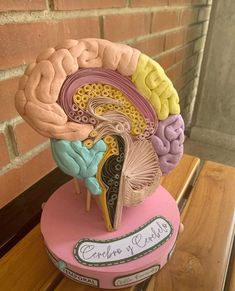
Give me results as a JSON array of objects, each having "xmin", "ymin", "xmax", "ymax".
[{"xmin": 15, "ymin": 38, "xmax": 184, "ymax": 231}]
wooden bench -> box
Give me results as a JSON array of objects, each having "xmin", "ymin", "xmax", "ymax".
[{"xmin": 0, "ymin": 154, "xmax": 234, "ymax": 291}]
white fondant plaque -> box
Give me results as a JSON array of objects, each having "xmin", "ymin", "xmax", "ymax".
[
  {"xmin": 74, "ymin": 216, "xmax": 173, "ymax": 266},
  {"xmin": 114, "ymin": 264, "xmax": 160, "ymax": 286}
]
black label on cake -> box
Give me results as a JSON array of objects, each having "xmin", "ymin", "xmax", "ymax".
[
  {"xmin": 113, "ymin": 264, "xmax": 160, "ymax": 287},
  {"xmin": 73, "ymin": 216, "xmax": 173, "ymax": 266}
]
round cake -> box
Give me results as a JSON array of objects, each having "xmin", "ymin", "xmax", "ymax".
[{"xmin": 15, "ymin": 38, "xmax": 184, "ymax": 289}]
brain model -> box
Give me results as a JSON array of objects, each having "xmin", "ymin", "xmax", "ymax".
[{"xmin": 15, "ymin": 38, "xmax": 184, "ymax": 231}]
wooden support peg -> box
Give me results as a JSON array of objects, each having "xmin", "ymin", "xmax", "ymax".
[
  {"xmin": 73, "ymin": 178, "xmax": 80, "ymax": 194},
  {"xmin": 86, "ymin": 189, "xmax": 91, "ymax": 212}
]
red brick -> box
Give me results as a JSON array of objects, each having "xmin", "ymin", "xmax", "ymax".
[
  {"xmin": 103, "ymin": 13, "xmax": 151, "ymax": 42},
  {"xmin": 165, "ymin": 29, "xmax": 186, "ymax": 50},
  {"xmin": 166, "ymin": 62, "xmax": 183, "ymax": 82},
  {"xmin": 174, "ymin": 68, "xmax": 197, "ymax": 92},
  {"xmin": 186, "ymin": 24, "xmax": 202, "ymax": 42},
  {"xmin": 0, "ymin": 17, "xmax": 100, "ymax": 70},
  {"xmin": 156, "ymin": 51, "xmax": 176, "ymax": 70},
  {"xmin": 0, "ymin": 0, "xmax": 46, "ymax": 11},
  {"xmin": 0, "ymin": 147, "xmax": 56, "ymax": 207},
  {"xmin": 178, "ymin": 79, "xmax": 194, "ymax": 100},
  {"xmin": 130, "ymin": 0, "xmax": 167, "ymax": 7},
  {"xmin": 182, "ymin": 54, "xmax": 198, "ymax": 73},
  {"xmin": 175, "ymin": 43, "xmax": 194, "ymax": 62},
  {"xmin": 0, "ymin": 132, "xmax": 10, "ymax": 168},
  {"xmin": 168, "ymin": 0, "xmax": 191, "ymax": 5},
  {"xmin": 174, "ymin": 77, "xmax": 185, "ymax": 92},
  {"xmin": 151, "ymin": 10, "xmax": 180, "ymax": 33},
  {"xmin": 132, "ymin": 35, "xmax": 165, "ymax": 57},
  {"xmin": 193, "ymin": 36, "xmax": 206, "ymax": 52},
  {"xmin": 179, "ymin": 96, "xmax": 185, "ymax": 110},
  {"xmin": 0, "ymin": 78, "xmax": 19, "ymax": 121},
  {"xmin": 11, "ymin": 121, "xmax": 48, "ymax": 155},
  {"xmin": 191, "ymin": 0, "xmax": 207, "ymax": 5},
  {"xmin": 180, "ymin": 8, "xmax": 198, "ymax": 25},
  {"xmin": 53, "ymin": 0, "xmax": 126, "ymax": 10},
  {"xmin": 198, "ymin": 6, "xmax": 211, "ymax": 22}
]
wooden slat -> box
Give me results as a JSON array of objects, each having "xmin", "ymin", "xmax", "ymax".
[
  {"xmin": 160, "ymin": 154, "xmax": 200, "ymax": 203},
  {"xmin": 226, "ymin": 240, "xmax": 235, "ymax": 291},
  {"xmin": 228, "ymin": 264, "xmax": 235, "ymax": 291},
  {"xmin": 54, "ymin": 154, "xmax": 200, "ymax": 291},
  {"xmin": 0, "ymin": 225, "xmax": 63, "ymax": 291},
  {"xmin": 148, "ymin": 161, "xmax": 235, "ymax": 291},
  {"xmin": 54, "ymin": 279, "xmax": 137, "ymax": 291}
]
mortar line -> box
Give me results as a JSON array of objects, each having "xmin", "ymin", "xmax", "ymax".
[
  {"xmin": 0, "ymin": 140, "xmax": 50, "ymax": 175},
  {"xmin": 99, "ymin": 15, "xmax": 104, "ymax": 39},
  {"xmin": 47, "ymin": 0, "xmax": 54, "ymax": 11},
  {"xmin": 0, "ymin": 5, "xmax": 203, "ymax": 25},
  {"xmin": 149, "ymin": 10, "xmax": 154, "ymax": 34},
  {"xmin": 0, "ymin": 65, "xmax": 26, "ymax": 81},
  {"xmin": 6, "ymin": 123, "xmax": 19, "ymax": 159}
]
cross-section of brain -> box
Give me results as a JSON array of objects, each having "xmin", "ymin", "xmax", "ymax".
[{"xmin": 15, "ymin": 38, "xmax": 184, "ymax": 231}]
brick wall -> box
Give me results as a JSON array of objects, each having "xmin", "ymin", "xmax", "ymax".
[{"xmin": 0, "ymin": 0, "xmax": 212, "ymax": 208}]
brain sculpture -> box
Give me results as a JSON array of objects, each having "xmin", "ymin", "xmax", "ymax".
[{"xmin": 15, "ymin": 38, "xmax": 184, "ymax": 231}]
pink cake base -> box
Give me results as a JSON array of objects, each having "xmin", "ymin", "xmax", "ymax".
[{"xmin": 41, "ymin": 180, "xmax": 180, "ymax": 289}]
